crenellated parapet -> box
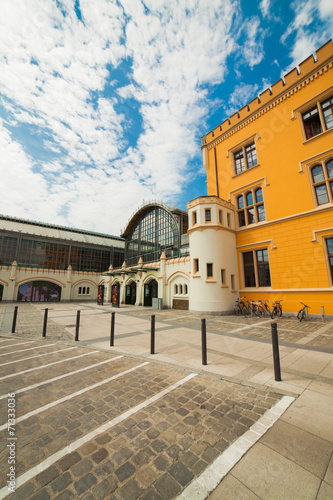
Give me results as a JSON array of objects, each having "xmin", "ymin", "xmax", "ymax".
[{"xmin": 202, "ymin": 39, "xmax": 333, "ymax": 149}]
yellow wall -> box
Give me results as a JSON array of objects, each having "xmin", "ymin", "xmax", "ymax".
[{"xmin": 203, "ymin": 40, "xmax": 333, "ymax": 315}]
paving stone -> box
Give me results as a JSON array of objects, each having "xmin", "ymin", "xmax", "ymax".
[
  {"xmin": 118, "ymin": 478, "xmax": 142, "ymax": 500},
  {"xmin": 168, "ymin": 462, "xmax": 194, "ymax": 487},
  {"xmin": 153, "ymin": 473, "xmax": 182, "ymax": 499},
  {"xmin": 92, "ymin": 448, "xmax": 108, "ymax": 464},
  {"xmin": 30, "ymin": 487, "xmax": 51, "ymax": 500},
  {"xmin": 58, "ymin": 452, "xmax": 81, "ymax": 472},
  {"xmin": 71, "ymin": 458, "xmax": 93, "ymax": 477},
  {"xmin": 92, "ymin": 477, "xmax": 118, "ymax": 499},
  {"xmin": 36, "ymin": 465, "xmax": 60, "ymax": 487},
  {"xmin": 113, "ymin": 447, "xmax": 134, "ymax": 465},
  {"xmin": 115, "ymin": 461, "xmax": 136, "ymax": 482},
  {"xmin": 74, "ymin": 473, "xmax": 97, "ymax": 495},
  {"xmin": 50, "ymin": 471, "xmax": 73, "ymax": 493}
]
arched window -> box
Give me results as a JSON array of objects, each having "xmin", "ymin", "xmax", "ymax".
[
  {"xmin": 175, "ymin": 284, "xmax": 178, "ymax": 294},
  {"xmin": 184, "ymin": 284, "xmax": 188, "ymax": 295},
  {"xmin": 179, "ymin": 284, "xmax": 183, "ymax": 294}
]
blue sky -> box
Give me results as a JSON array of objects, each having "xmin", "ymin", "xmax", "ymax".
[{"xmin": 0, "ymin": 0, "xmax": 332, "ymax": 235}]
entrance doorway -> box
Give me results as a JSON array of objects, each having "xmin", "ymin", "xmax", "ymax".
[
  {"xmin": 17, "ymin": 281, "xmax": 62, "ymax": 302},
  {"xmin": 125, "ymin": 281, "xmax": 137, "ymax": 305},
  {"xmin": 144, "ymin": 280, "xmax": 158, "ymax": 307}
]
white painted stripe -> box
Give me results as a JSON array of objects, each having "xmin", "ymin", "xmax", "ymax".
[
  {"xmin": 0, "ymin": 341, "xmax": 36, "ymax": 349},
  {"xmin": 0, "ymin": 349, "xmax": 100, "ymax": 381},
  {"xmin": 0, "ymin": 339, "xmax": 17, "ymax": 343},
  {"xmin": 0, "ymin": 344, "xmax": 57, "ymax": 358},
  {"xmin": 0, "ymin": 372, "xmax": 197, "ymax": 498},
  {"xmin": 0, "ymin": 347, "xmax": 77, "ymax": 368},
  {"xmin": 0, "ymin": 356, "xmax": 123, "ymax": 401},
  {"xmin": 0, "ymin": 362, "xmax": 150, "ymax": 432},
  {"xmin": 176, "ymin": 395, "xmax": 295, "ymax": 500}
]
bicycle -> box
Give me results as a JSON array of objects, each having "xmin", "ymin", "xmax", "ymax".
[
  {"xmin": 247, "ymin": 300, "xmax": 263, "ymax": 317},
  {"xmin": 259, "ymin": 300, "xmax": 271, "ymax": 317},
  {"xmin": 297, "ymin": 302, "xmax": 310, "ymax": 322},
  {"xmin": 234, "ymin": 297, "xmax": 247, "ymax": 316},
  {"xmin": 271, "ymin": 300, "xmax": 283, "ymax": 319}
]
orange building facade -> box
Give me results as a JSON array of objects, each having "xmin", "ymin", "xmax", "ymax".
[{"xmin": 201, "ymin": 40, "xmax": 333, "ymax": 316}]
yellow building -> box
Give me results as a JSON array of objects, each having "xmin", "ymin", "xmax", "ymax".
[{"xmin": 201, "ymin": 39, "xmax": 333, "ymax": 316}]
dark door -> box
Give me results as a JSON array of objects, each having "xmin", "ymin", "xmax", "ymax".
[
  {"xmin": 144, "ymin": 281, "xmax": 158, "ymax": 307},
  {"xmin": 125, "ymin": 282, "xmax": 136, "ymax": 305},
  {"xmin": 0, "ymin": 284, "xmax": 3, "ymax": 302}
]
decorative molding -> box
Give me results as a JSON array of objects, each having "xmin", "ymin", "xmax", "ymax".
[
  {"xmin": 205, "ymin": 59, "xmax": 333, "ymax": 150},
  {"xmin": 312, "ymin": 228, "xmax": 333, "ymax": 242},
  {"xmin": 236, "ymin": 239, "xmax": 277, "ymax": 250}
]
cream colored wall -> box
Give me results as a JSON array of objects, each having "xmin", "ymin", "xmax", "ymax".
[
  {"xmin": 0, "ymin": 263, "xmax": 100, "ymax": 302},
  {"xmin": 187, "ymin": 198, "xmax": 239, "ymax": 314}
]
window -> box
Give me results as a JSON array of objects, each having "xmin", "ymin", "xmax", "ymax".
[
  {"xmin": 219, "ymin": 210, "xmax": 223, "ymax": 224},
  {"xmin": 184, "ymin": 284, "xmax": 188, "ymax": 294},
  {"xmin": 301, "ymin": 95, "xmax": 333, "ymax": 140},
  {"xmin": 193, "ymin": 258, "xmax": 199, "ymax": 274},
  {"xmin": 311, "ymin": 160, "xmax": 333, "ymax": 206},
  {"xmin": 227, "ymin": 213, "xmax": 231, "ymax": 227},
  {"xmin": 175, "ymin": 284, "xmax": 178, "ymax": 294},
  {"xmin": 231, "ymin": 274, "xmax": 235, "ymax": 290},
  {"xmin": 179, "ymin": 284, "xmax": 183, "ymax": 294},
  {"xmin": 207, "ymin": 263, "xmax": 213, "ymax": 278},
  {"xmin": 236, "ymin": 187, "xmax": 265, "ymax": 227},
  {"xmin": 234, "ymin": 141, "xmax": 258, "ymax": 175},
  {"xmin": 221, "ymin": 269, "xmax": 226, "ymax": 285},
  {"xmin": 243, "ymin": 249, "xmax": 271, "ymax": 287},
  {"xmin": 192, "ymin": 211, "xmax": 197, "ymax": 226},
  {"xmin": 326, "ymin": 238, "xmax": 333, "ymax": 282},
  {"xmin": 78, "ymin": 286, "xmax": 90, "ymax": 295},
  {"xmin": 205, "ymin": 209, "xmax": 211, "ymax": 222}
]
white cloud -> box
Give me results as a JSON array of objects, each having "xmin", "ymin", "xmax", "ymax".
[
  {"xmin": 259, "ymin": 0, "xmax": 270, "ymax": 18},
  {"xmin": 281, "ymin": 0, "xmax": 333, "ymax": 69},
  {"xmin": 222, "ymin": 83, "xmax": 259, "ymax": 118}
]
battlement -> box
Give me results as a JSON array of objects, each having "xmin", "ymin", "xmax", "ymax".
[{"xmin": 202, "ymin": 39, "xmax": 333, "ymax": 147}]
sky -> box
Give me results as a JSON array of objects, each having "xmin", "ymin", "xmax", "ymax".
[{"xmin": 0, "ymin": 0, "xmax": 332, "ymax": 236}]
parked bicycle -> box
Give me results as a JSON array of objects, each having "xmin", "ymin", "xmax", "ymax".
[
  {"xmin": 234, "ymin": 297, "xmax": 247, "ymax": 316},
  {"xmin": 247, "ymin": 300, "xmax": 263, "ymax": 317},
  {"xmin": 259, "ymin": 300, "xmax": 271, "ymax": 317},
  {"xmin": 271, "ymin": 300, "xmax": 283, "ymax": 319},
  {"xmin": 297, "ymin": 302, "xmax": 310, "ymax": 322}
]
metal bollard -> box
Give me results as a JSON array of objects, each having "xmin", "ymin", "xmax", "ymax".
[
  {"xmin": 201, "ymin": 318, "xmax": 207, "ymax": 365},
  {"xmin": 150, "ymin": 315, "xmax": 155, "ymax": 354},
  {"xmin": 75, "ymin": 310, "xmax": 80, "ymax": 341},
  {"xmin": 42, "ymin": 308, "xmax": 48, "ymax": 337},
  {"xmin": 11, "ymin": 306, "xmax": 18, "ymax": 334},
  {"xmin": 110, "ymin": 312, "xmax": 115, "ymax": 346},
  {"xmin": 271, "ymin": 322, "xmax": 281, "ymax": 381}
]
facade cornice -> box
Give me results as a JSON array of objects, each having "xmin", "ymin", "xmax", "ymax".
[{"xmin": 205, "ymin": 58, "xmax": 333, "ymax": 151}]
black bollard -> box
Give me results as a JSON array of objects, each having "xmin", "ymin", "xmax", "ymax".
[
  {"xmin": 42, "ymin": 308, "xmax": 48, "ymax": 337},
  {"xmin": 110, "ymin": 312, "xmax": 115, "ymax": 346},
  {"xmin": 11, "ymin": 306, "xmax": 18, "ymax": 334},
  {"xmin": 150, "ymin": 315, "xmax": 155, "ymax": 354},
  {"xmin": 75, "ymin": 310, "xmax": 80, "ymax": 341},
  {"xmin": 271, "ymin": 322, "xmax": 281, "ymax": 381},
  {"xmin": 201, "ymin": 318, "xmax": 207, "ymax": 365}
]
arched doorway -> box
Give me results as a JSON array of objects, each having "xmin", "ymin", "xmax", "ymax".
[
  {"xmin": 125, "ymin": 281, "xmax": 136, "ymax": 305},
  {"xmin": 17, "ymin": 281, "xmax": 62, "ymax": 302},
  {"xmin": 144, "ymin": 279, "xmax": 158, "ymax": 307}
]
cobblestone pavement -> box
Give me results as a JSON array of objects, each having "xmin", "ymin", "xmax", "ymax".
[
  {"xmin": 1, "ymin": 303, "xmax": 332, "ymax": 349},
  {"xmin": 0, "ymin": 338, "xmax": 283, "ymax": 499}
]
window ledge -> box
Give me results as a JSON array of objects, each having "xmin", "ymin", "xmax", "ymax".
[
  {"xmin": 232, "ymin": 164, "xmax": 261, "ymax": 179},
  {"xmin": 303, "ymin": 127, "xmax": 333, "ymax": 144},
  {"xmin": 192, "ymin": 273, "xmax": 201, "ymax": 278},
  {"xmin": 205, "ymin": 279, "xmax": 217, "ymax": 283},
  {"xmin": 221, "ymin": 284, "xmax": 229, "ymax": 288}
]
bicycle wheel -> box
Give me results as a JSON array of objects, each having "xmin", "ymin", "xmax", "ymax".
[
  {"xmin": 277, "ymin": 306, "xmax": 282, "ymax": 318},
  {"xmin": 242, "ymin": 305, "xmax": 251, "ymax": 316},
  {"xmin": 271, "ymin": 307, "xmax": 276, "ymax": 319},
  {"xmin": 234, "ymin": 306, "xmax": 241, "ymax": 316},
  {"xmin": 297, "ymin": 309, "xmax": 305, "ymax": 322},
  {"xmin": 254, "ymin": 307, "xmax": 263, "ymax": 317}
]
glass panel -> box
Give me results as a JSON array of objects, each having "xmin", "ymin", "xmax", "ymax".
[
  {"xmin": 237, "ymin": 195, "xmax": 244, "ymax": 209},
  {"xmin": 312, "ymin": 165, "xmax": 324, "ymax": 183},
  {"xmin": 238, "ymin": 211, "xmax": 246, "ymax": 227},
  {"xmin": 303, "ymin": 106, "xmax": 322, "ymax": 139},
  {"xmin": 328, "ymin": 239, "xmax": 333, "ymax": 255},
  {"xmin": 235, "ymin": 149, "xmax": 245, "ymax": 174},
  {"xmin": 243, "ymin": 251, "xmax": 254, "ymax": 265},
  {"xmin": 315, "ymin": 185, "xmax": 329, "ymax": 205},
  {"xmin": 326, "ymin": 160, "xmax": 333, "ymax": 178},
  {"xmin": 322, "ymin": 97, "xmax": 333, "ymax": 130},
  {"xmin": 245, "ymin": 143, "xmax": 258, "ymax": 168},
  {"xmin": 246, "ymin": 192, "xmax": 253, "ymax": 206},
  {"xmin": 247, "ymin": 208, "xmax": 255, "ymax": 224},
  {"xmin": 255, "ymin": 188, "xmax": 263, "ymax": 203},
  {"xmin": 257, "ymin": 204, "xmax": 266, "ymax": 222}
]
